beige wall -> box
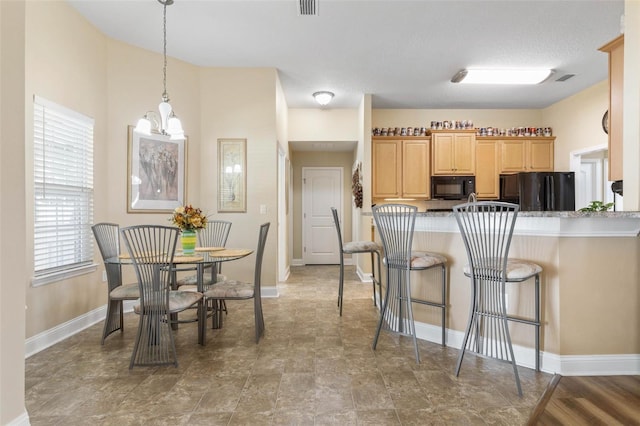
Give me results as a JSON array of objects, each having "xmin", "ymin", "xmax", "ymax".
[
  {"xmin": 198, "ymin": 67, "xmax": 279, "ymax": 286},
  {"xmin": 542, "ymin": 80, "xmax": 609, "ymax": 171},
  {"xmin": 289, "ymin": 108, "xmax": 359, "ymax": 142},
  {"xmin": 1, "ymin": 1, "xmax": 27, "ymax": 423},
  {"xmin": 25, "ymin": 1, "xmax": 109, "ymax": 336},
  {"xmin": 373, "ymin": 108, "xmax": 543, "ymax": 130},
  {"xmin": 291, "ymin": 151, "xmax": 355, "ymax": 260}
]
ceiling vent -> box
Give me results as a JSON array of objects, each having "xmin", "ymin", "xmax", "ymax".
[
  {"xmin": 556, "ymin": 74, "xmax": 575, "ymax": 82},
  {"xmin": 298, "ymin": 0, "xmax": 318, "ymax": 16}
]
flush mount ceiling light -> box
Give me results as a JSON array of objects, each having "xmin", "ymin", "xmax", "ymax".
[
  {"xmin": 451, "ymin": 68, "xmax": 554, "ymax": 85},
  {"xmin": 134, "ymin": 0, "xmax": 185, "ymax": 140},
  {"xmin": 313, "ymin": 91, "xmax": 334, "ymax": 106}
]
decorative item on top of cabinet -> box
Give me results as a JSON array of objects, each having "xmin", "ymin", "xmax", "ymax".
[
  {"xmin": 372, "ymin": 137, "xmax": 431, "ymax": 199},
  {"xmin": 499, "ymin": 137, "xmax": 554, "ymax": 173},
  {"xmin": 431, "ymin": 130, "xmax": 476, "ymax": 175},
  {"xmin": 599, "ymin": 34, "xmax": 623, "ymax": 182}
]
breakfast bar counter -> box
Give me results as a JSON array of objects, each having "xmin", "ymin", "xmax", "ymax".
[{"xmin": 366, "ymin": 210, "xmax": 640, "ymax": 375}]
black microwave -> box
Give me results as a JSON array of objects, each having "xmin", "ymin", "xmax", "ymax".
[{"xmin": 431, "ymin": 176, "xmax": 475, "ymax": 200}]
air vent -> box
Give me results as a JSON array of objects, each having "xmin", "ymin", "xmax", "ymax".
[
  {"xmin": 556, "ymin": 74, "xmax": 575, "ymax": 82},
  {"xmin": 298, "ymin": 0, "xmax": 318, "ymax": 16}
]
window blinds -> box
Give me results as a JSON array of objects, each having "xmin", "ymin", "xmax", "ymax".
[{"xmin": 33, "ymin": 96, "xmax": 94, "ymax": 277}]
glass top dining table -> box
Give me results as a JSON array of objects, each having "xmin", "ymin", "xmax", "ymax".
[{"xmin": 106, "ymin": 247, "xmax": 254, "ymax": 345}]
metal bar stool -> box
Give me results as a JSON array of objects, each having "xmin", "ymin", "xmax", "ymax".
[
  {"xmin": 453, "ymin": 201, "xmax": 542, "ymax": 396},
  {"xmin": 372, "ymin": 204, "xmax": 448, "ymax": 363},
  {"xmin": 331, "ymin": 207, "xmax": 382, "ymax": 316}
]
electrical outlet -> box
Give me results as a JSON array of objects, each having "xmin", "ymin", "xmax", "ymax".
[
  {"xmin": 102, "ymin": 271, "xmax": 107, "ymax": 282},
  {"xmin": 260, "ymin": 204, "xmax": 267, "ymax": 214}
]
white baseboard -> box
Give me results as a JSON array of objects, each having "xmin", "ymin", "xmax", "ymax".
[
  {"xmin": 291, "ymin": 258, "xmax": 304, "ymax": 266},
  {"xmin": 261, "ymin": 286, "xmax": 279, "ymax": 298},
  {"xmin": 413, "ymin": 319, "xmax": 640, "ymax": 375},
  {"xmin": 25, "ymin": 300, "xmax": 135, "ymax": 358},
  {"xmin": 7, "ymin": 411, "xmax": 30, "ymax": 426}
]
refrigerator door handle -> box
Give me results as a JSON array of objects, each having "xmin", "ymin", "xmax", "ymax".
[{"xmin": 547, "ymin": 175, "xmax": 555, "ymax": 211}]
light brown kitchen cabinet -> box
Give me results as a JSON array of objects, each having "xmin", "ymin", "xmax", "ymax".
[
  {"xmin": 431, "ymin": 130, "xmax": 476, "ymax": 175},
  {"xmin": 372, "ymin": 137, "xmax": 430, "ymax": 199},
  {"xmin": 475, "ymin": 139, "xmax": 500, "ymax": 199},
  {"xmin": 500, "ymin": 138, "xmax": 554, "ymax": 173},
  {"xmin": 599, "ymin": 35, "xmax": 623, "ymax": 181}
]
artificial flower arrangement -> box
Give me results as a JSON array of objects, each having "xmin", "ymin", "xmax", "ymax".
[{"xmin": 170, "ymin": 204, "xmax": 208, "ymax": 231}]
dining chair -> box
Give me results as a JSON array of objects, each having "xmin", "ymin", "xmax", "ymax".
[
  {"xmin": 372, "ymin": 204, "xmax": 448, "ymax": 363},
  {"xmin": 120, "ymin": 225, "xmax": 203, "ymax": 368},
  {"xmin": 92, "ymin": 223, "xmax": 140, "ymax": 345},
  {"xmin": 175, "ymin": 220, "xmax": 232, "ymax": 289},
  {"xmin": 453, "ymin": 201, "xmax": 542, "ymax": 396},
  {"xmin": 200, "ymin": 223, "xmax": 270, "ymax": 344},
  {"xmin": 331, "ymin": 207, "xmax": 382, "ymax": 315}
]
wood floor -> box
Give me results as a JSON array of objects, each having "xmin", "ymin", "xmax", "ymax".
[{"xmin": 528, "ymin": 375, "xmax": 640, "ymax": 425}]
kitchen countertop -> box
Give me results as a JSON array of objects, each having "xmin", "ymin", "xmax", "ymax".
[{"xmin": 365, "ymin": 210, "xmax": 640, "ymax": 237}]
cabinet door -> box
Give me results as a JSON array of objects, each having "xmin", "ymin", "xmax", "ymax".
[
  {"xmin": 529, "ymin": 139, "xmax": 554, "ymax": 171},
  {"xmin": 431, "ymin": 133, "xmax": 455, "ymax": 174},
  {"xmin": 475, "ymin": 140, "xmax": 500, "ymax": 199},
  {"xmin": 500, "ymin": 140, "xmax": 527, "ymax": 172},
  {"xmin": 453, "ymin": 133, "xmax": 476, "ymax": 174},
  {"xmin": 372, "ymin": 139, "xmax": 401, "ymax": 198},
  {"xmin": 402, "ymin": 140, "xmax": 430, "ymax": 198},
  {"xmin": 599, "ymin": 35, "xmax": 623, "ymax": 181}
]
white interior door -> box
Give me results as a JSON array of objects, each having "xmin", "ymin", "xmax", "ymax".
[{"xmin": 303, "ymin": 167, "xmax": 343, "ymax": 264}]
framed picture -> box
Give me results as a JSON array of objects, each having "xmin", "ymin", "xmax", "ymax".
[
  {"xmin": 127, "ymin": 126, "xmax": 187, "ymax": 213},
  {"xmin": 218, "ymin": 138, "xmax": 246, "ymax": 213}
]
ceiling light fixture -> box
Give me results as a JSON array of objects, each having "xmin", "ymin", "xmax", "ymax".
[
  {"xmin": 134, "ymin": 0, "xmax": 184, "ymax": 140},
  {"xmin": 451, "ymin": 68, "xmax": 554, "ymax": 85},
  {"xmin": 313, "ymin": 91, "xmax": 334, "ymax": 106}
]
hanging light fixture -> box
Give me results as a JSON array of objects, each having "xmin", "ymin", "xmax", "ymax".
[
  {"xmin": 134, "ymin": 0, "xmax": 185, "ymax": 140},
  {"xmin": 313, "ymin": 91, "xmax": 334, "ymax": 106}
]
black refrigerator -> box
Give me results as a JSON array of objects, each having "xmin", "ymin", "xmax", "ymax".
[{"xmin": 518, "ymin": 172, "xmax": 575, "ymax": 211}]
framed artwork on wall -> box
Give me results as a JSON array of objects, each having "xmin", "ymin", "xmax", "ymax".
[
  {"xmin": 127, "ymin": 126, "xmax": 187, "ymax": 213},
  {"xmin": 218, "ymin": 138, "xmax": 247, "ymax": 213}
]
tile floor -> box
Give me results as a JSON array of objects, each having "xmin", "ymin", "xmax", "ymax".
[{"xmin": 26, "ymin": 265, "xmax": 551, "ymax": 425}]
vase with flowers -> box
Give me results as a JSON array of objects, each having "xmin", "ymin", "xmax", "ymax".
[{"xmin": 170, "ymin": 205, "xmax": 208, "ymax": 255}]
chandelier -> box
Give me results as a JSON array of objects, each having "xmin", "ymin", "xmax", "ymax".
[{"xmin": 134, "ymin": 0, "xmax": 185, "ymax": 140}]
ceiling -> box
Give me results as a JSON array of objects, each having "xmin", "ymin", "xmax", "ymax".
[{"xmin": 68, "ymin": 0, "xmax": 624, "ymax": 110}]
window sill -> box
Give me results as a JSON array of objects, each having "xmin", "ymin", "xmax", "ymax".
[{"xmin": 31, "ymin": 263, "xmax": 98, "ymax": 287}]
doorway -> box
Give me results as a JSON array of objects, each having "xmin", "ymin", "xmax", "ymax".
[
  {"xmin": 302, "ymin": 167, "xmax": 343, "ymax": 264},
  {"xmin": 570, "ymin": 145, "xmax": 615, "ymax": 210}
]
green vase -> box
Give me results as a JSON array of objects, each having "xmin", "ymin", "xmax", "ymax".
[{"xmin": 181, "ymin": 230, "xmax": 197, "ymax": 255}]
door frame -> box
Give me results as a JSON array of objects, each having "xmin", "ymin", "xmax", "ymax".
[{"xmin": 301, "ymin": 166, "xmax": 343, "ymax": 265}]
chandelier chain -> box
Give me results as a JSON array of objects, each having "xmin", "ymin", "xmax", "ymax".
[{"xmin": 162, "ymin": 2, "xmax": 168, "ymax": 101}]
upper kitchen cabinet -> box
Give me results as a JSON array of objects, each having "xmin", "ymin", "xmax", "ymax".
[
  {"xmin": 431, "ymin": 130, "xmax": 476, "ymax": 175},
  {"xmin": 500, "ymin": 138, "xmax": 554, "ymax": 173},
  {"xmin": 599, "ymin": 34, "xmax": 624, "ymax": 182},
  {"xmin": 475, "ymin": 139, "xmax": 500, "ymax": 199},
  {"xmin": 372, "ymin": 137, "xmax": 431, "ymax": 199}
]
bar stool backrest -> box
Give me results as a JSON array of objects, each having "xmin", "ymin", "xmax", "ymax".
[
  {"xmin": 372, "ymin": 204, "xmax": 416, "ymax": 270},
  {"xmin": 453, "ymin": 201, "xmax": 519, "ymax": 282}
]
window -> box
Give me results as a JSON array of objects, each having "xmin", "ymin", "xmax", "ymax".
[{"xmin": 33, "ymin": 96, "xmax": 95, "ymax": 286}]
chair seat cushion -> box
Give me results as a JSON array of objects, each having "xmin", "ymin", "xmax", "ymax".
[
  {"xmin": 343, "ymin": 240, "xmax": 381, "ymax": 254},
  {"xmin": 203, "ymin": 280, "xmax": 254, "ymax": 299},
  {"xmin": 176, "ymin": 273, "xmax": 225, "ymax": 287},
  {"xmin": 383, "ymin": 251, "xmax": 447, "ymax": 269},
  {"xmin": 463, "ymin": 259, "xmax": 542, "ymax": 281},
  {"xmin": 133, "ymin": 290, "xmax": 203, "ymax": 314},
  {"xmin": 110, "ymin": 283, "xmax": 139, "ymax": 300},
  {"xmin": 410, "ymin": 251, "xmax": 448, "ymax": 269}
]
